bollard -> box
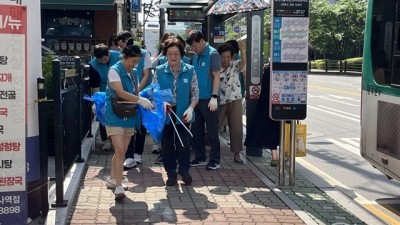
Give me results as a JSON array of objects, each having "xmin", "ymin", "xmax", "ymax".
[
  {"xmin": 339, "ymin": 61, "xmax": 343, "ymax": 73},
  {"xmin": 344, "ymin": 61, "xmax": 348, "ymax": 72}
]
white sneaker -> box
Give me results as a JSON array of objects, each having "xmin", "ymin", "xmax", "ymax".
[
  {"xmin": 152, "ymin": 144, "xmax": 161, "ymax": 154},
  {"xmin": 123, "ymin": 158, "xmax": 137, "ymax": 169},
  {"xmin": 114, "ymin": 186, "xmax": 126, "ymax": 200},
  {"xmin": 134, "ymin": 153, "xmax": 142, "ymax": 164},
  {"xmin": 106, "ymin": 178, "xmax": 128, "ymax": 190}
]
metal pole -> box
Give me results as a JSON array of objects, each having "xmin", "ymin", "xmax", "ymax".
[
  {"xmin": 75, "ymin": 57, "xmax": 85, "ymax": 163},
  {"xmin": 37, "ymin": 77, "xmax": 49, "ymax": 221},
  {"xmin": 289, "ymin": 120, "xmax": 296, "ymax": 186},
  {"xmin": 51, "ymin": 59, "xmax": 68, "ymax": 207},
  {"xmin": 142, "ymin": 3, "xmax": 146, "ymax": 42},
  {"xmin": 159, "ymin": 8, "xmax": 165, "ymax": 40},
  {"xmin": 279, "ymin": 121, "xmax": 285, "ymax": 186}
]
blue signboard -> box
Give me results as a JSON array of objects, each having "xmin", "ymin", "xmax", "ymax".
[
  {"xmin": 0, "ymin": 192, "xmax": 27, "ymax": 225},
  {"xmin": 132, "ymin": 0, "xmax": 141, "ymax": 12}
]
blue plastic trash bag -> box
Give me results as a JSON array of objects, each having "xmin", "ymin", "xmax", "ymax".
[
  {"xmin": 138, "ymin": 84, "xmax": 173, "ymax": 143},
  {"xmin": 83, "ymin": 92, "xmax": 106, "ymax": 125}
]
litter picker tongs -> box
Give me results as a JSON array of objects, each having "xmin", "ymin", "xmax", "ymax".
[{"xmin": 166, "ymin": 105, "xmax": 193, "ymax": 147}]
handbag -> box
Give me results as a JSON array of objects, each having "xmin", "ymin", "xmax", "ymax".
[
  {"xmin": 284, "ymin": 121, "xmax": 307, "ymax": 157},
  {"xmin": 111, "ymin": 97, "xmax": 138, "ymax": 118},
  {"xmin": 110, "ymin": 70, "xmax": 139, "ymax": 118}
]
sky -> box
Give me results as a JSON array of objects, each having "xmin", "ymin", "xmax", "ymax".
[{"xmin": 138, "ymin": 0, "xmax": 160, "ymax": 23}]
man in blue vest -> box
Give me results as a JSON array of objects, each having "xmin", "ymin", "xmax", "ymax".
[
  {"xmin": 186, "ymin": 30, "xmax": 222, "ymax": 170},
  {"xmin": 89, "ymin": 44, "xmax": 121, "ymax": 145},
  {"xmin": 115, "ymin": 31, "xmax": 153, "ymax": 168}
]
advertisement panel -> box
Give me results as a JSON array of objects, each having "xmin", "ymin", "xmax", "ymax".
[
  {"xmin": 0, "ymin": 3, "xmax": 28, "ymax": 224},
  {"xmin": 270, "ymin": 0, "xmax": 309, "ymax": 120}
]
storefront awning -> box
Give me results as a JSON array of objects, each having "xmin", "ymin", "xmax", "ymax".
[
  {"xmin": 207, "ymin": 0, "xmax": 269, "ymax": 15},
  {"xmin": 41, "ymin": 0, "xmax": 115, "ymax": 10}
]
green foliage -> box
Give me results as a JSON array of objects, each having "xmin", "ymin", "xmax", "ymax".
[
  {"xmin": 310, "ymin": 57, "xmax": 363, "ymax": 70},
  {"xmin": 345, "ymin": 57, "xmax": 363, "ymax": 63},
  {"xmin": 309, "ymin": 0, "xmax": 367, "ymax": 59},
  {"xmin": 42, "ymin": 55, "xmax": 53, "ymax": 98},
  {"xmin": 311, "ymin": 59, "xmax": 327, "ymax": 69},
  {"xmin": 42, "ymin": 54, "xmax": 55, "ymax": 140}
]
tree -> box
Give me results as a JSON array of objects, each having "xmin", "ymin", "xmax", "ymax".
[{"xmin": 309, "ymin": 0, "xmax": 367, "ymax": 59}]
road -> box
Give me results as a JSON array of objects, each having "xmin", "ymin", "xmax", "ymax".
[{"xmin": 304, "ymin": 74, "xmax": 400, "ymax": 221}]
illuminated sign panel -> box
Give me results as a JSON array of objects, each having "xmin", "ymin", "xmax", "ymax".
[{"xmin": 167, "ymin": 9, "xmax": 205, "ymax": 22}]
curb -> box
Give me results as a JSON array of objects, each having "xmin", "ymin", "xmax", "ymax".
[{"xmin": 44, "ymin": 124, "xmax": 98, "ymax": 225}]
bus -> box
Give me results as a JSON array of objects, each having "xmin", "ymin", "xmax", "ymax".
[{"xmin": 361, "ymin": 0, "xmax": 400, "ymax": 181}]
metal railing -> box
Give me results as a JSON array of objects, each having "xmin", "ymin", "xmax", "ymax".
[
  {"xmin": 37, "ymin": 57, "xmax": 92, "ymax": 208},
  {"xmin": 308, "ymin": 59, "xmax": 362, "ymax": 73}
]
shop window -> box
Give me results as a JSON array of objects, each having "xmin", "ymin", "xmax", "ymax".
[{"xmin": 43, "ymin": 10, "xmax": 94, "ymax": 39}]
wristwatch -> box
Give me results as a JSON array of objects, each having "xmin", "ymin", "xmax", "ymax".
[{"xmin": 212, "ymin": 94, "xmax": 218, "ymax": 98}]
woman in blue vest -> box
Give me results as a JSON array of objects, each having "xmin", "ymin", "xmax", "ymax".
[
  {"xmin": 89, "ymin": 44, "xmax": 121, "ymax": 142},
  {"xmin": 153, "ymin": 38, "xmax": 199, "ymax": 186},
  {"xmin": 105, "ymin": 45, "xmax": 152, "ymax": 200},
  {"xmin": 154, "ymin": 35, "xmax": 192, "ymax": 66}
]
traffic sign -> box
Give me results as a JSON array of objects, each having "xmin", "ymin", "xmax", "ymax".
[
  {"xmin": 234, "ymin": 26, "xmax": 240, "ymax": 33},
  {"xmin": 132, "ymin": 0, "xmax": 141, "ymax": 12}
]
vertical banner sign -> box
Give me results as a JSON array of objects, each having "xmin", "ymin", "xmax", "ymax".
[
  {"xmin": 270, "ymin": 0, "xmax": 309, "ymax": 120},
  {"xmin": 0, "ymin": 4, "xmax": 28, "ymax": 224}
]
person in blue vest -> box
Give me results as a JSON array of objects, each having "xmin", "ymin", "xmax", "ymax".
[
  {"xmin": 186, "ymin": 30, "xmax": 222, "ymax": 170},
  {"xmin": 115, "ymin": 30, "xmax": 132, "ymax": 52},
  {"xmin": 153, "ymin": 35, "xmax": 192, "ymax": 66},
  {"xmin": 150, "ymin": 35, "xmax": 193, "ymax": 163},
  {"xmin": 89, "ymin": 44, "xmax": 121, "ymax": 144},
  {"xmin": 105, "ymin": 45, "xmax": 152, "ymax": 199},
  {"xmin": 115, "ymin": 31, "xmax": 153, "ymax": 169},
  {"xmin": 153, "ymin": 38, "xmax": 199, "ymax": 186}
]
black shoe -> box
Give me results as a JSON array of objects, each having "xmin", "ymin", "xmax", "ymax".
[
  {"xmin": 190, "ymin": 158, "xmax": 207, "ymax": 167},
  {"xmin": 166, "ymin": 178, "xmax": 178, "ymax": 186},
  {"xmin": 206, "ymin": 161, "xmax": 220, "ymax": 170},
  {"xmin": 180, "ymin": 171, "xmax": 192, "ymax": 185},
  {"xmin": 155, "ymin": 154, "xmax": 163, "ymax": 164}
]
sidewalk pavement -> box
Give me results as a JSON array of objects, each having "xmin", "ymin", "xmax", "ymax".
[{"xmin": 46, "ymin": 123, "xmax": 382, "ymax": 225}]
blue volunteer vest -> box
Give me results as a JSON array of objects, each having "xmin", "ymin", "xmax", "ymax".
[
  {"xmin": 156, "ymin": 61, "xmax": 195, "ymax": 124},
  {"xmin": 192, "ymin": 44, "xmax": 217, "ymax": 99},
  {"xmin": 105, "ymin": 61, "xmax": 140, "ymax": 129},
  {"xmin": 135, "ymin": 49, "xmax": 152, "ymax": 88},
  {"xmin": 89, "ymin": 50, "xmax": 120, "ymax": 91}
]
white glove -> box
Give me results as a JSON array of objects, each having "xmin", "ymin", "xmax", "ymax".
[
  {"xmin": 92, "ymin": 103, "xmax": 96, "ymax": 114},
  {"xmin": 208, "ymin": 97, "xmax": 218, "ymax": 111},
  {"xmin": 137, "ymin": 97, "xmax": 153, "ymax": 110},
  {"xmin": 183, "ymin": 107, "xmax": 194, "ymax": 123}
]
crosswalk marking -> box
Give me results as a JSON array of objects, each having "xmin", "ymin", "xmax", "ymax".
[{"xmin": 326, "ymin": 138, "xmax": 360, "ymax": 156}]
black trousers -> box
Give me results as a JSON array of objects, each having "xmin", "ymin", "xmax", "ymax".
[
  {"xmin": 162, "ymin": 122, "xmax": 191, "ymax": 179},
  {"xmin": 99, "ymin": 124, "xmax": 108, "ymax": 141},
  {"xmin": 191, "ymin": 99, "xmax": 221, "ymax": 163},
  {"xmin": 126, "ymin": 124, "xmax": 147, "ymax": 158}
]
